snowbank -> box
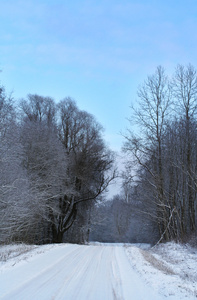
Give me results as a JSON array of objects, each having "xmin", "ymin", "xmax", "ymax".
[{"xmin": 125, "ymin": 242, "xmax": 197, "ymax": 299}]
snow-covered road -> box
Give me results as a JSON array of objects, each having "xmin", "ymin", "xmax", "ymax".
[{"xmin": 0, "ymin": 244, "xmax": 164, "ymax": 300}]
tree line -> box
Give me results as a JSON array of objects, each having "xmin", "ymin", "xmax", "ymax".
[
  {"xmin": 0, "ymin": 91, "xmax": 116, "ymax": 244},
  {"xmin": 1, "ymin": 64, "xmax": 196, "ymax": 246},
  {"xmin": 123, "ymin": 64, "xmax": 197, "ymax": 243}
]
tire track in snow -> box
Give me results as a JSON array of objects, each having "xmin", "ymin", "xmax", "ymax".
[
  {"xmin": 56, "ymin": 246, "xmax": 108, "ymax": 300},
  {"xmin": 0, "ymin": 244, "xmax": 164, "ymax": 300},
  {"xmin": 110, "ymin": 246, "xmax": 124, "ymax": 300}
]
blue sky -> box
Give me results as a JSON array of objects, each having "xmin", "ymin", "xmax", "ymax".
[{"xmin": 1, "ymin": 0, "xmax": 197, "ymax": 152}]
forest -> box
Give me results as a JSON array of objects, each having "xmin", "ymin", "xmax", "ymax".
[
  {"xmin": 0, "ymin": 92, "xmax": 116, "ymax": 244},
  {"xmin": 0, "ymin": 64, "xmax": 197, "ymax": 245}
]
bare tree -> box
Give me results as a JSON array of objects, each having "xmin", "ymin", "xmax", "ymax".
[
  {"xmin": 57, "ymin": 98, "xmax": 116, "ymax": 243},
  {"xmin": 16, "ymin": 96, "xmax": 116, "ymax": 244},
  {"xmin": 123, "ymin": 64, "xmax": 197, "ymax": 243},
  {"xmin": 172, "ymin": 64, "xmax": 197, "ymax": 233},
  {"xmin": 19, "ymin": 95, "xmax": 73, "ymax": 243},
  {"xmin": 0, "ymin": 86, "xmax": 36, "ymax": 243},
  {"xmin": 20, "ymin": 94, "xmax": 56, "ymax": 125},
  {"xmin": 123, "ymin": 66, "xmax": 173, "ymax": 240}
]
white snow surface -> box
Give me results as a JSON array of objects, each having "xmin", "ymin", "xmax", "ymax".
[{"xmin": 0, "ymin": 242, "xmax": 196, "ymax": 300}]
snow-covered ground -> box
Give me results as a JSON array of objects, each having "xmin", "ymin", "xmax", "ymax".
[
  {"xmin": 125, "ymin": 242, "xmax": 197, "ymax": 299},
  {"xmin": 0, "ymin": 242, "xmax": 196, "ymax": 299}
]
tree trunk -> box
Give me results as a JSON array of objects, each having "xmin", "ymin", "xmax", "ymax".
[{"xmin": 52, "ymin": 228, "xmax": 64, "ymax": 243}]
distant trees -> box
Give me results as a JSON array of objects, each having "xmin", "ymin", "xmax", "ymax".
[
  {"xmin": 123, "ymin": 64, "xmax": 197, "ymax": 242},
  {"xmin": 0, "ymin": 92, "xmax": 116, "ymax": 244},
  {"xmin": 90, "ymin": 192, "xmax": 159, "ymax": 244}
]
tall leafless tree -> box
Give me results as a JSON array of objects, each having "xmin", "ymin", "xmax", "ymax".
[
  {"xmin": 171, "ymin": 64, "xmax": 197, "ymax": 233},
  {"xmin": 123, "ymin": 66, "xmax": 173, "ymax": 240}
]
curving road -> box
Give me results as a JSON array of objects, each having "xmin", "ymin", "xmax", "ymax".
[{"xmin": 0, "ymin": 244, "xmax": 163, "ymax": 300}]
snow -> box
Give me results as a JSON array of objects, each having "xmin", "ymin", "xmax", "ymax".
[
  {"xmin": 125, "ymin": 242, "xmax": 197, "ymax": 299},
  {"xmin": 0, "ymin": 242, "xmax": 196, "ymax": 299},
  {"xmin": 0, "ymin": 244, "xmax": 37, "ymax": 263}
]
